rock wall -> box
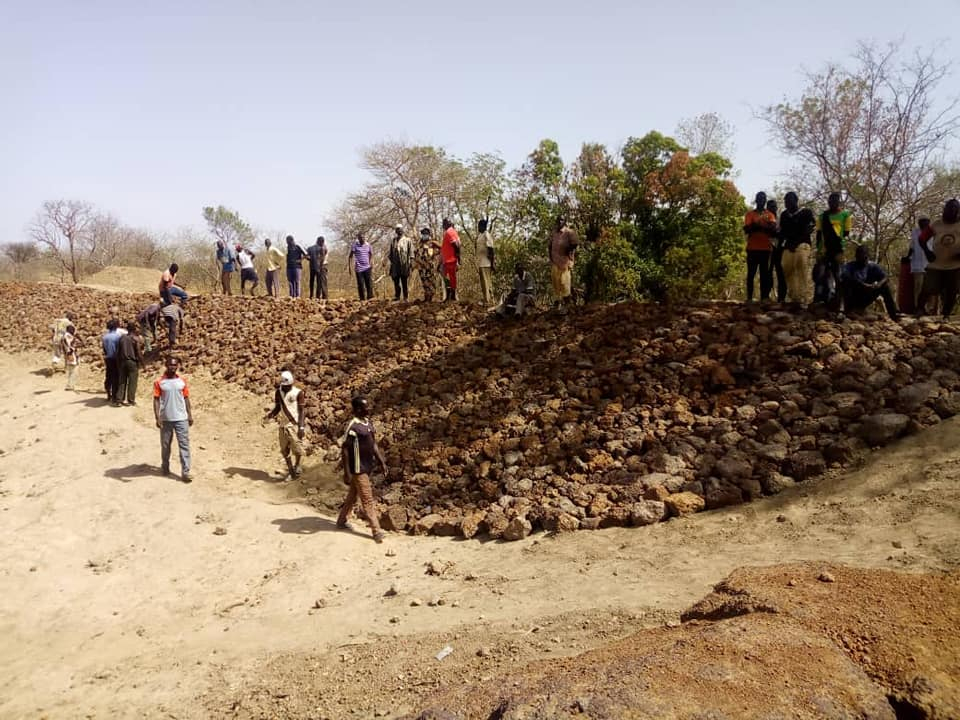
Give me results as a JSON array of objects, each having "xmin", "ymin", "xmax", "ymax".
[{"xmin": 3, "ymin": 282, "xmax": 959, "ymax": 539}]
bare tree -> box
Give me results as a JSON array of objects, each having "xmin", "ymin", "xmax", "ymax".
[
  {"xmin": 675, "ymin": 112, "xmax": 735, "ymax": 157},
  {"xmin": 29, "ymin": 200, "xmax": 97, "ymax": 283},
  {"xmin": 2, "ymin": 241, "xmax": 39, "ymax": 279},
  {"xmin": 762, "ymin": 41, "xmax": 960, "ymax": 264}
]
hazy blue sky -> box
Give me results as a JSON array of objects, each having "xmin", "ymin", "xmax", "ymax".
[{"xmin": 2, "ymin": 0, "xmax": 957, "ymax": 246}]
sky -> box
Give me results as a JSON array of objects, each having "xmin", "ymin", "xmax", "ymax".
[{"xmin": 1, "ymin": 0, "xmax": 957, "ymax": 246}]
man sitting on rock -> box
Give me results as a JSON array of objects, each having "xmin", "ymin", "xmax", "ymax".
[
  {"xmin": 495, "ymin": 263, "xmax": 535, "ymax": 318},
  {"xmin": 840, "ymin": 245, "xmax": 900, "ymax": 320}
]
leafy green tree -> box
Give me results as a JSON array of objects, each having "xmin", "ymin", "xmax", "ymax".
[{"xmin": 202, "ymin": 205, "xmax": 254, "ymax": 249}]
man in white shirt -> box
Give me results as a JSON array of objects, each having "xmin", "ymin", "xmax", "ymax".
[
  {"xmin": 237, "ymin": 244, "xmax": 260, "ymax": 296},
  {"xmin": 476, "ymin": 218, "xmax": 495, "ymax": 304},
  {"xmin": 907, "ymin": 218, "xmax": 931, "ymax": 312},
  {"xmin": 263, "ymin": 370, "xmax": 306, "ymax": 480}
]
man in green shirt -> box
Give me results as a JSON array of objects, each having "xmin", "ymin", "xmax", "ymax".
[{"xmin": 814, "ymin": 192, "xmax": 852, "ymax": 305}]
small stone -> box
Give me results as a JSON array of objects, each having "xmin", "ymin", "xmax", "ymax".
[
  {"xmin": 787, "ymin": 579, "xmax": 797, "ymax": 587},
  {"xmin": 212, "ymin": 527, "xmax": 227, "ymax": 536},
  {"xmin": 776, "ymin": 514, "xmax": 787, "ymax": 523},
  {"xmin": 892, "ymin": 541, "xmax": 903, "ymax": 549},
  {"xmin": 385, "ymin": 583, "xmax": 400, "ymax": 597},
  {"xmin": 389, "ymin": 616, "xmax": 400, "ymax": 624},
  {"xmin": 312, "ymin": 598, "xmax": 326, "ymax": 609},
  {"xmin": 385, "ymin": 548, "xmax": 396, "ymax": 557},
  {"xmin": 476, "ymin": 647, "xmax": 491, "ymax": 657},
  {"xmin": 818, "ymin": 572, "xmax": 836, "ymax": 583},
  {"xmin": 410, "ymin": 598, "xmax": 423, "ymax": 607}
]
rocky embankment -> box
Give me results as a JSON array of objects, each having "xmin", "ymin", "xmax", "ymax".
[{"xmin": 3, "ymin": 282, "xmax": 960, "ymax": 538}]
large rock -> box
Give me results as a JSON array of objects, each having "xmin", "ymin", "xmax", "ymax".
[
  {"xmin": 630, "ymin": 500, "xmax": 667, "ymax": 526},
  {"xmin": 501, "ymin": 516, "xmax": 531, "ymax": 541},
  {"xmin": 858, "ymin": 413, "xmax": 911, "ymax": 446},
  {"xmin": 665, "ymin": 492, "xmax": 705, "ymax": 517},
  {"xmin": 782, "ymin": 451, "xmax": 826, "ymax": 481}
]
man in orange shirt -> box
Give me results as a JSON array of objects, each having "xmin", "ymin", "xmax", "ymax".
[
  {"xmin": 441, "ymin": 218, "xmax": 461, "ymax": 301},
  {"xmin": 743, "ymin": 191, "xmax": 777, "ymax": 302}
]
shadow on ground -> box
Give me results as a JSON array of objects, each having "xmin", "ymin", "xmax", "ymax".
[{"xmin": 104, "ymin": 463, "xmax": 163, "ymax": 483}]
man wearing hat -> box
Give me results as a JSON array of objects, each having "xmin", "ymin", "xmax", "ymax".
[
  {"xmin": 263, "ymin": 370, "xmax": 306, "ymax": 480},
  {"xmin": 388, "ymin": 223, "xmax": 414, "ymax": 301}
]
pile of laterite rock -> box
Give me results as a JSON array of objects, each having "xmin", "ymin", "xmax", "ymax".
[{"xmin": 3, "ymin": 281, "xmax": 959, "ymax": 539}]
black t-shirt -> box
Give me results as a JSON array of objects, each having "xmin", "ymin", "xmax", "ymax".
[
  {"xmin": 342, "ymin": 418, "xmax": 377, "ymax": 474},
  {"xmin": 779, "ymin": 208, "xmax": 815, "ymax": 251},
  {"xmin": 286, "ymin": 244, "xmax": 306, "ymax": 270}
]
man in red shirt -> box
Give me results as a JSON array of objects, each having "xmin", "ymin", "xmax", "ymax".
[
  {"xmin": 743, "ymin": 191, "xmax": 778, "ymax": 302},
  {"xmin": 441, "ymin": 218, "xmax": 461, "ymax": 301}
]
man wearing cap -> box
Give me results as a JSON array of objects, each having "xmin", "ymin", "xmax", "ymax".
[
  {"xmin": 263, "ymin": 370, "xmax": 306, "ymax": 480},
  {"xmin": 338, "ymin": 396, "xmax": 387, "ymax": 543},
  {"xmin": 388, "ymin": 224, "xmax": 414, "ymax": 301}
]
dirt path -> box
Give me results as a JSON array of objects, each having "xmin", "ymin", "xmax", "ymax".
[{"xmin": 0, "ymin": 350, "xmax": 958, "ymax": 719}]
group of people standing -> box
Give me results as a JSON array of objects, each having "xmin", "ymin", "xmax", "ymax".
[
  {"xmin": 743, "ymin": 192, "xmax": 960, "ymax": 321},
  {"xmin": 217, "ymin": 236, "xmax": 330, "ymax": 300}
]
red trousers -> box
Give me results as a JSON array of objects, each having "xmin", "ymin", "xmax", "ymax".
[{"xmin": 443, "ymin": 261, "xmax": 458, "ymax": 290}]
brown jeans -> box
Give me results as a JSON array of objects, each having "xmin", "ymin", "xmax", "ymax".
[{"xmin": 337, "ymin": 473, "xmax": 381, "ymax": 535}]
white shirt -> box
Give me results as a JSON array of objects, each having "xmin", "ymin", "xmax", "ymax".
[
  {"xmin": 476, "ymin": 231, "xmax": 495, "ymax": 268},
  {"xmin": 238, "ymin": 249, "xmax": 255, "ymax": 270},
  {"xmin": 909, "ymin": 229, "xmax": 928, "ymax": 273}
]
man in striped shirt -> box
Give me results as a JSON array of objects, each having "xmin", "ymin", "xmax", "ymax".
[
  {"xmin": 338, "ymin": 396, "xmax": 387, "ymax": 542},
  {"xmin": 349, "ymin": 232, "xmax": 374, "ymax": 300}
]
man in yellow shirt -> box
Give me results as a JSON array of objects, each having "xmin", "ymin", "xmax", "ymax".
[{"xmin": 264, "ymin": 238, "xmax": 286, "ymax": 298}]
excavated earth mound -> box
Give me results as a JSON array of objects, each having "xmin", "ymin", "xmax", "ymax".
[
  {"xmin": 3, "ymin": 281, "xmax": 960, "ymax": 538},
  {"xmin": 410, "ymin": 563, "xmax": 960, "ymax": 720}
]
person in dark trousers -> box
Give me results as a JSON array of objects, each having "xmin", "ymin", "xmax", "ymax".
[
  {"xmin": 101, "ymin": 319, "xmax": 122, "ymax": 405},
  {"xmin": 743, "ymin": 191, "xmax": 777, "ymax": 302},
  {"xmin": 337, "ymin": 396, "xmax": 387, "ymax": 543},
  {"xmin": 840, "ymin": 245, "xmax": 900, "ymax": 320},
  {"xmin": 766, "ymin": 198, "xmax": 787, "ymax": 302},
  {"xmin": 349, "ymin": 232, "xmax": 374, "ymax": 300},
  {"xmin": 117, "ymin": 322, "xmax": 144, "ymax": 406},
  {"xmin": 153, "ymin": 356, "xmax": 194, "ymax": 482},
  {"xmin": 815, "ymin": 192, "xmax": 852, "ymax": 307},
  {"xmin": 285, "ymin": 235, "xmax": 307, "ymax": 298},
  {"xmin": 916, "ymin": 198, "xmax": 960, "ymax": 318},
  {"xmin": 262, "ymin": 370, "xmax": 306, "ymax": 480},
  {"xmin": 137, "ymin": 303, "xmax": 160, "ymax": 353},
  {"xmin": 306, "ymin": 236, "xmax": 328, "ymax": 299},
  {"xmin": 388, "ymin": 224, "xmax": 413, "ymax": 301}
]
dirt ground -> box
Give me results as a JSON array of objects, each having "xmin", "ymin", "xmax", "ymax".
[{"xmin": 1, "ymin": 348, "xmax": 959, "ymax": 719}]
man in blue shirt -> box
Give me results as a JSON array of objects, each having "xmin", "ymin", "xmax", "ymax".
[
  {"xmin": 101, "ymin": 319, "xmax": 123, "ymax": 404},
  {"xmin": 840, "ymin": 245, "xmax": 900, "ymax": 320},
  {"xmin": 216, "ymin": 240, "xmax": 236, "ymax": 296}
]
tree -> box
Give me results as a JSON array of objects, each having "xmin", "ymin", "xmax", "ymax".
[
  {"xmin": 29, "ymin": 200, "xmax": 97, "ymax": 283},
  {"xmin": 202, "ymin": 205, "xmax": 254, "ymax": 250},
  {"xmin": 2, "ymin": 241, "xmax": 39, "ymax": 279},
  {"xmin": 675, "ymin": 112, "xmax": 735, "ymax": 157},
  {"xmin": 762, "ymin": 41, "xmax": 960, "ymax": 265}
]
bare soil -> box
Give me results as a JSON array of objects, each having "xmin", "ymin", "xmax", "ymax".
[{"xmin": 0, "ymin": 347, "xmax": 958, "ymax": 719}]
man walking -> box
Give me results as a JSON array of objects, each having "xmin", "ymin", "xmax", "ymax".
[
  {"xmin": 307, "ymin": 236, "xmax": 329, "ymax": 300},
  {"xmin": 153, "ymin": 356, "xmax": 194, "ymax": 482},
  {"xmin": 916, "ymin": 198, "xmax": 960, "ymax": 319},
  {"xmin": 285, "ymin": 235, "xmax": 306, "ymax": 298},
  {"xmin": 265, "ymin": 238, "xmax": 285, "ymax": 297},
  {"xmin": 237, "ymin": 244, "xmax": 259, "ymax": 296},
  {"xmin": 50, "ymin": 311, "xmax": 75, "ymax": 372},
  {"xmin": 338, "ymin": 396, "xmax": 387, "ymax": 543},
  {"xmin": 743, "ymin": 192, "xmax": 777, "ymax": 302},
  {"xmin": 815, "ymin": 192, "xmax": 852, "ymax": 306},
  {"xmin": 349, "ymin": 232, "xmax": 374, "ymax": 300},
  {"xmin": 101, "ymin": 319, "xmax": 122, "ymax": 405},
  {"xmin": 417, "ymin": 228, "xmax": 440, "ymax": 302},
  {"xmin": 262, "ymin": 370, "xmax": 306, "ymax": 480},
  {"xmin": 548, "ymin": 216, "xmax": 579, "ymax": 307},
  {"xmin": 216, "ymin": 241, "xmax": 236, "ymax": 296},
  {"xmin": 778, "ymin": 192, "xmax": 815, "ymax": 304},
  {"xmin": 117, "ymin": 322, "xmax": 144, "ymax": 406},
  {"xmin": 62, "ymin": 323, "xmax": 80, "ymax": 391},
  {"xmin": 388, "ymin": 224, "xmax": 414, "ymax": 301},
  {"xmin": 476, "ymin": 218, "xmax": 496, "ymax": 305},
  {"xmin": 440, "ymin": 218, "xmax": 461, "ymax": 301}
]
